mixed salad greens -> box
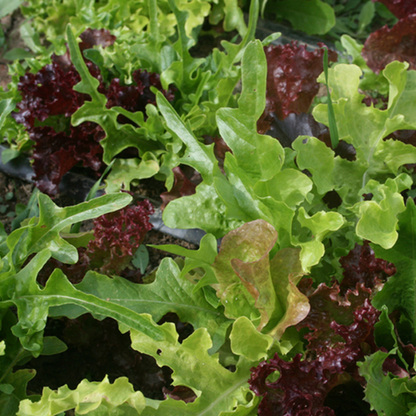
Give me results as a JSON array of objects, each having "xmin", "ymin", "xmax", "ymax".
[{"xmin": 1, "ymin": 0, "xmax": 416, "ymax": 414}]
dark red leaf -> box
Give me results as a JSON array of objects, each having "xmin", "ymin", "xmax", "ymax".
[
  {"xmin": 339, "ymin": 242, "xmax": 396, "ymax": 294},
  {"xmin": 374, "ymin": 0, "xmax": 416, "ymax": 19},
  {"xmin": 13, "ymin": 62, "xmax": 84, "ymax": 129},
  {"xmin": 362, "ymin": 15, "xmax": 416, "ymax": 73},
  {"xmin": 30, "ymin": 123, "xmax": 104, "ymax": 195},
  {"xmin": 250, "ymin": 278, "xmax": 382, "ymax": 415},
  {"xmin": 79, "ymin": 28, "xmax": 116, "ymax": 51}
]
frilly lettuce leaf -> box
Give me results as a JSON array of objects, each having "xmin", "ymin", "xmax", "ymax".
[
  {"xmin": 313, "ymin": 61, "xmax": 416, "ymax": 174},
  {"xmin": 17, "ymin": 376, "xmax": 146, "ymax": 416},
  {"xmin": 230, "ymin": 317, "xmax": 273, "ymax": 361}
]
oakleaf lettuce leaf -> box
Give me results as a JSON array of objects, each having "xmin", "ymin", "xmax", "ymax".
[
  {"xmin": 149, "ymin": 233, "xmax": 219, "ymax": 290},
  {"xmin": 130, "ymin": 322, "xmax": 259, "ymax": 415},
  {"xmin": 54, "ymin": 258, "xmax": 232, "ymax": 352}
]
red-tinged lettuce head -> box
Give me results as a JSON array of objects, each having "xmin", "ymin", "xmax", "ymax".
[
  {"xmin": 258, "ymin": 42, "xmax": 337, "ymax": 133},
  {"xmin": 79, "ymin": 28, "xmax": 116, "ymax": 50},
  {"xmin": 13, "ymin": 62, "xmax": 85, "ymax": 129},
  {"xmin": 362, "ymin": 15, "xmax": 416, "ymax": 73},
  {"xmin": 374, "ymin": 0, "xmax": 416, "ymax": 19},
  {"xmin": 105, "ymin": 70, "xmax": 175, "ymax": 124},
  {"xmin": 249, "ymin": 353, "xmax": 338, "ymax": 416}
]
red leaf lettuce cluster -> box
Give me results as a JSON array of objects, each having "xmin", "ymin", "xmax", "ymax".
[
  {"xmin": 249, "ymin": 243, "xmax": 398, "ymax": 416},
  {"xmin": 13, "ymin": 29, "xmax": 174, "ymax": 195},
  {"xmin": 363, "ymin": 0, "xmax": 416, "ymax": 73}
]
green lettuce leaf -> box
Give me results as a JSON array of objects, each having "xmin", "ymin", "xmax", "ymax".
[
  {"xmin": 17, "ymin": 376, "xmax": 146, "ymax": 416},
  {"xmin": 272, "ymin": 0, "xmax": 335, "ymax": 35},
  {"xmin": 358, "ymin": 350, "xmax": 412, "ymax": 416},
  {"xmin": 0, "ymin": 251, "xmax": 164, "ymax": 355},
  {"xmin": 372, "ymin": 198, "xmax": 416, "ymax": 345},
  {"xmin": 130, "ymin": 321, "xmax": 259, "ymax": 415},
  {"xmin": 3, "ymin": 192, "xmax": 131, "ymax": 269},
  {"xmin": 57, "ymin": 258, "xmax": 232, "ymax": 352}
]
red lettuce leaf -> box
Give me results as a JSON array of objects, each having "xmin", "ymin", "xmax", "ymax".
[
  {"xmin": 250, "ymin": 282, "xmax": 381, "ymax": 415},
  {"xmin": 30, "ymin": 123, "xmax": 104, "ymax": 195},
  {"xmin": 249, "ymin": 242, "xmax": 390, "ymax": 416},
  {"xmin": 105, "ymin": 70, "xmax": 174, "ymax": 124},
  {"xmin": 258, "ymin": 42, "xmax": 337, "ymax": 132},
  {"xmin": 374, "ymin": 0, "xmax": 416, "ymax": 19},
  {"xmin": 249, "ymin": 353, "xmax": 338, "ymax": 416},
  {"xmin": 339, "ymin": 241, "xmax": 396, "ymax": 294},
  {"xmin": 362, "ymin": 15, "xmax": 416, "ymax": 73},
  {"xmin": 13, "ymin": 62, "xmax": 84, "ymax": 129}
]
